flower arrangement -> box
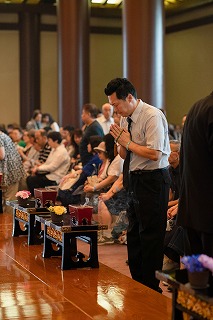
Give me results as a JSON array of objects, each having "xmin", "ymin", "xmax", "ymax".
[
  {"xmin": 181, "ymin": 254, "xmax": 213, "ymax": 273},
  {"xmin": 48, "ymin": 205, "xmax": 67, "ymax": 216},
  {"xmin": 15, "ymin": 190, "xmax": 31, "ymax": 199}
]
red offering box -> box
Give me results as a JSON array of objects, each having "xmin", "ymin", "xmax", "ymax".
[
  {"xmin": 69, "ymin": 205, "xmax": 93, "ymax": 225},
  {"xmin": 34, "ymin": 188, "xmax": 57, "ymax": 207}
]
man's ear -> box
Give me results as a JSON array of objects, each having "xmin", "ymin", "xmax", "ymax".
[{"xmin": 127, "ymin": 93, "xmax": 133, "ymax": 102}]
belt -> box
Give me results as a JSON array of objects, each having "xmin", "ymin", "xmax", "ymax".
[{"xmin": 130, "ymin": 167, "xmax": 168, "ymax": 175}]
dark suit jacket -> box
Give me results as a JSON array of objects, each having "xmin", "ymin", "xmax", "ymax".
[
  {"xmin": 177, "ymin": 91, "xmax": 213, "ymax": 233},
  {"xmin": 79, "ymin": 120, "xmax": 104, "ymax": 166}
]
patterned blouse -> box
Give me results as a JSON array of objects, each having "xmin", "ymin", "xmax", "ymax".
[{"xmin": 0, "ymin": 132, "xmax": 26, "ymax": 186}]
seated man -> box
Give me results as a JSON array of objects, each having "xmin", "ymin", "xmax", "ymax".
[
  {"xmin": 26, "ymin": 131, "xmax": 70, "ymax": 195},
  {"xmin": 35, "ymin": 129, "xmax": 52, "ymax": 164}
]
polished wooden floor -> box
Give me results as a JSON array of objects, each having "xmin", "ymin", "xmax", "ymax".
[{"xmin": 0, "ymin": 213, "xmax": 172, "ymax": 319}]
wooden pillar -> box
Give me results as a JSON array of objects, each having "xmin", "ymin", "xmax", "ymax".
[
  {"xmin": 123, "ymin": 0, "xmax": 165, "ymax": 109},
  {"xmin": 19, "ymin": 11, "xmax": 40, "ymax": 128},
  {"xmin": 57, "ymin": 0, "xmax": 90, "ymax": 128}
]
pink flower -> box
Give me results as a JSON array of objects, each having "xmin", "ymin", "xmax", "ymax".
[
  {"xmin": 15, "ymin": 190, "xmax": 31, "ymax": 199},
  {"xmin": 198, "ymin": 254, "xmax": 213, "ymax": 273}
]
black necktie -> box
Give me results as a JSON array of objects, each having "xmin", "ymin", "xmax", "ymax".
[{"xmin": 123, "ymin": 117, "xmax": 132, "ymax": 190}]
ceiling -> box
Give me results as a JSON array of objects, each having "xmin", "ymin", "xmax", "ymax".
[{"xmin": 0, "ymin": 0, "xmax": 213, "ymax": 17}]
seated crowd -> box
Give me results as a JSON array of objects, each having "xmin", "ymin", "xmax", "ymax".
[{"xmin": 0, "ymin": 104, "xmax": 187, "ymax": 254}]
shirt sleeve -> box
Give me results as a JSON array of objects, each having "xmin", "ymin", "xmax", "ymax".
[
  {"xmin": 146, "ymin": 114, "xmax": 168, "ymax": 152},
  {"xmin": 107, "ymin": 155, "xmax": 124, "ymax": 177}
]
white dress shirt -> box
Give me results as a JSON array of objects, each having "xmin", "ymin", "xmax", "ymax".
[
  {"xmin": 97, "ymin": 115, "xmax": 114, "ymax": 135},
  {"xmin": 121, "ymin": 100, "xmax": 170, "ymax": 171}
]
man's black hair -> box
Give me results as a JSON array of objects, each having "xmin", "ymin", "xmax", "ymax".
[{"xmin": 104, "ymin": 78, "xmax": 137, "ymax": 100}]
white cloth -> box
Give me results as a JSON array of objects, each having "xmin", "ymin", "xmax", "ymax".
[
  {"xmin": 38, "ymin": 144, "xmax": 70, "ymax": 184},
  {"xmin": 97, "ymin": 115, "xmax": 114, "ymax": 135}
]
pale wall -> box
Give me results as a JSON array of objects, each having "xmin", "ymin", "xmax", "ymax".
[
  {"xmin": 0, "ymin": 23, "xmax": 213, "ymax": 127},
  {"xmin": 165, "ymin": 24, "xmax": 213, "ymax": 125},
  {"xmin": 90, "ymin": 33, "xmax": 123, "ymax": 109},
  {"xmin": 40, "ymin": 31, "xmax": 58, "ymax": 123},
  {"xmin": 0, "ymin": 30, "xmax": 19, "ymax": 127}
]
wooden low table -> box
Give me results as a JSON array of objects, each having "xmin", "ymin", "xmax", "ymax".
[
  {"xmin": 156, "ymin": 269, "xmax": 213, "ymax": 320},
  {"xmin": 36, "ymin": 214, "xmax": 107, "ymax": 270},
  {"xmin": 7, "ymin": 200, "xmax": 50, "ymax": 245}
]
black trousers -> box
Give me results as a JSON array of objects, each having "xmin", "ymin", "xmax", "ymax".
[
  {"xmin": 127, "ymin": 169, "xmax": 170, "ymax": 291},
  {"xmin": 27, "ymin": 174, "xmax": 57, "ymax": 196}
]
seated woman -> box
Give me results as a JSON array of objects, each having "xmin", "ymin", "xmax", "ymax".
[
  {"xmin": 26, "ymin": 131, "xmax": 70, "ymax": 195},
  {"xmin": 57, "ymin": 135, "xmax": 103, "ymax": 206},
  {"xmin": 41, "ymin": 113, "xmax": 60, "ymax": 132},
  {"xmin": 18, "ymin": 130, "xmax": 40, "ymax": 174},
  {"xmin": 83, "ymin": 133, "xmax": 124, "ymax": 213},
  {"xmin": 97, "ymin": 173, "xmax": 129, "ymax": 245}
]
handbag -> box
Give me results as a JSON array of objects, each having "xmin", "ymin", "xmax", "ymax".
[
  {"xmin": 87, "ymin": 175, "xmax": 99, "ymax": 187},
  {"xmin": 59, "ymin": 170, "xmax": 80, "ymax": 190}
]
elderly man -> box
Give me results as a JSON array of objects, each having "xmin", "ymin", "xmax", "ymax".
[
  {"xmin": 35, "ymin": 129, "xmax": 52, "ymax": 164},
  {"xmin": 97, "ymin": 103, "xmax": 114, "ymax": 135}
]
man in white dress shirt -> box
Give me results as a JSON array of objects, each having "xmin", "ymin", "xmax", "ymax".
[
  {"xmin": 105, "ymin": 78, "xmax": 171, "ymax": 293},
  {"xmin": 97, "ymin": 103, "xmax": 114, "ymax": 135}
]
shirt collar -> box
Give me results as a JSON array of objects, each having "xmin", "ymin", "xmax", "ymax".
[{"xmin": 130, "ymin": 99, "xmax": 143, "ymax": 124}]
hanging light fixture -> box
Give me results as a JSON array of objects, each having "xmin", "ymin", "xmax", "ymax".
[
  {"xmin": 91, "ymin": 0, "xmax": 106, "ymax": 4},
  {"xmin": 107, "ymin": 0, "xmax": 122, "ymax": 4}
]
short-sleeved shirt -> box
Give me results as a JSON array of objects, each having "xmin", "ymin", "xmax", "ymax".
[
  {"xmin": 99, "ymin": 155, "xmax": 124, "ymax": 180},
  {"xmin": 97, "ymin": 115, "xmax": 114, "ymax": 135},
  {"xmin": 121, "ymin": 100, "xmax": 170, "ymax": 171}
]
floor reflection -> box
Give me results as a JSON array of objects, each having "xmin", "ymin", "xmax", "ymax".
[{"xmin": 0, "ymin": 213, "xmax": 171, "ymax": 319}]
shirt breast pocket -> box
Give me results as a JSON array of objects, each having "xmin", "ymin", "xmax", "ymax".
[{"xmin": 132, "ymin": 129, "xmax": 145, "ymax": 145}]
